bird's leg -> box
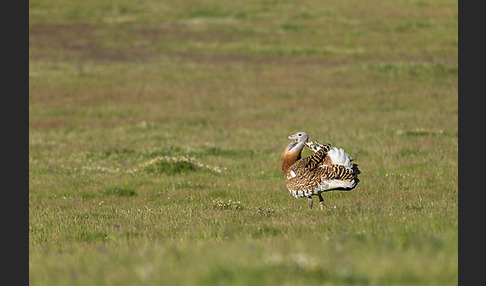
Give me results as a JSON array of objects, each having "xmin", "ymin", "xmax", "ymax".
[
  {"xmin": 318, "ymin": 194, "xmax": 324, "ymax": 210},
  {"xmin": 308, "ymin": 196, "xmax": 313, "ymax": 209}
]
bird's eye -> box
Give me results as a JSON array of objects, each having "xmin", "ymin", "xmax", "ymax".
[{"xmin": 298, "ymin": 133, "xmax": 302, "ymax": 136}]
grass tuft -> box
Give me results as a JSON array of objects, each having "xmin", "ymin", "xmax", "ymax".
[
  {"xmin": 102, "ymin": 187, "xmax": 137, "ymax": 197},
  {"xmin": 133, "ymin": 155, "xmax": 225, "ymax": 174}
]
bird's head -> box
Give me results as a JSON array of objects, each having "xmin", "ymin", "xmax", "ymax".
[{"xmin": 288, "ymin": 131, "xmax": 309, "ymax": 144}]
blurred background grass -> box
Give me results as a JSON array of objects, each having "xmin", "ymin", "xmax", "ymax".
[{"xmin": 29, "ymin": 0, "xmax": 458, "ymax": 285}]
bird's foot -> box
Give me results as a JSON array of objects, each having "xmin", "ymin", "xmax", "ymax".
[
  {"xmin": 318, "ymin": 194, "xmax": 324, "ymax": 210},
  {"xmin": 308, "ymin": 197, "xmax": 313, "ymax": 209}
]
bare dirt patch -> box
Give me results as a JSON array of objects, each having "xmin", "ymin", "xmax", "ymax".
[{"xmin": 29, "ymin": 24, "xmax": 158, "ymax": 62}]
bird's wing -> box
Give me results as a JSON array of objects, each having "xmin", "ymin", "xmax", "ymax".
[
  {"xmin": 286, "ymin": 158, "xmax": 357, "ymax": 197},
  {"xmin": 305, "ymin": 145, "xmax": 333, "ymax": 169},
  {"xmin": 286, "ymin": 146, "xmax": 356, "ymax": 184},
  {"xmin": 304, "ymin": 141, "xmax": 331, "ymax": 154}
]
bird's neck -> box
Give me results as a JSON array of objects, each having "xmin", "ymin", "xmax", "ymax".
[{"xmin": 281, "ymin": 142, "xmax": 303, "ymax": 174}]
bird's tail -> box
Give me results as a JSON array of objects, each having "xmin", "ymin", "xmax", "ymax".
[{"xmin": 352, "ymin": 163, "xmax": 361, "ymax": 183}]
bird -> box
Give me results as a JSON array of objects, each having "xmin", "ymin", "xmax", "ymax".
[{"xmin": 281, "ymin": 131, "xmax": 360, "ymax": 210}]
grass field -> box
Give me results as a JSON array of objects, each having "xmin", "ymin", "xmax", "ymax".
[{"xmin": 29, "ymin": 0, "xmax": 458, "ymax": 285}]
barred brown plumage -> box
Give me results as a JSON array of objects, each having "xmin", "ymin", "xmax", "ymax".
[{"xmin": 281, "ymin": 131, "xmax": 360, "ymax": 210}]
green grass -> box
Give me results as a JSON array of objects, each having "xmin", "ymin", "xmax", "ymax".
[{"xmin": 29, "ymin": 0, "xmax": 457, "ymax": 285}]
